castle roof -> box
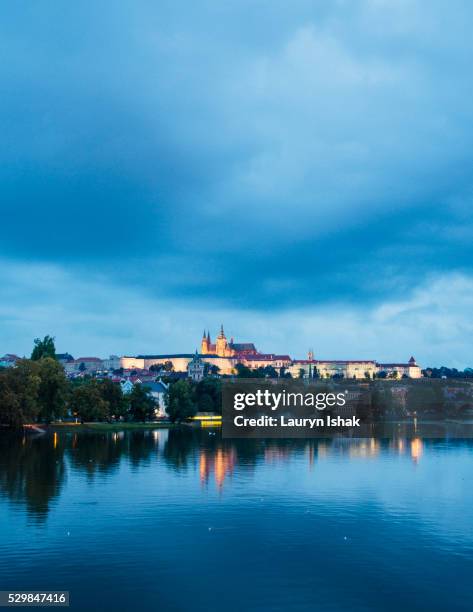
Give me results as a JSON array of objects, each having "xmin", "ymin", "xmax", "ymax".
[
  {"xmin": 293, "ymin": 359, "xmax": 376, "ymax": 365},
  {"xmin": 137, "ymin": 354, "xmax": 195, "ymax": 359},
  {"xmin": 230, "ymin": 343, "xmax": 257, "ymax": 351},
  {"xmin": 242, "ymin": 353, "xmax": 291, "ymax": 361}
]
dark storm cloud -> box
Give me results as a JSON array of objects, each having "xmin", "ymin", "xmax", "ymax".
[{"xmin": 1, "ymin": 0, "xmax": 473, "ymax": 309}]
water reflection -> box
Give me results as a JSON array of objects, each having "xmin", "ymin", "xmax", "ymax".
[
  {"xmin": 0, "ymin": 432, "xmax": 66, "ymax": 521},
  {"xmin": 0, "ymin": 426, "xmax": 466, "ymax": 520}
]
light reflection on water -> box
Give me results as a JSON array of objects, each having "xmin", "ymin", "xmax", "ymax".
[{"xmin": 1, "ymin": 428, "xmax": 473, "ymax": 612}]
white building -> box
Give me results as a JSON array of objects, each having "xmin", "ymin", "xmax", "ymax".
[
  {"xmin": 142, "ymin": 380, "xmax": 169, "ymax": 417},
  {"xmin": 102, "ymin": 355, "xmax": 120, "ymax": 371},
  {"xmin": 188, "ymin": 352, "xmax": 205, "ymax": 381}
]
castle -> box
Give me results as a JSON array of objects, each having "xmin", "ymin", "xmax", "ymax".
[
  {"xmin": 200, "ymin": 325, "xmax": 258, "ymax": 358},
  {"xmin": 118, "ymin": 325, "xmax": 422, "ymax": 378}
]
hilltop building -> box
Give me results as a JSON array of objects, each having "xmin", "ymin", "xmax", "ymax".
[
  {"xmin": 200, "ymin": 326, "xmax": 257, "ymax": 358},
  {"xmin": 64, "ymin": 356, "xmax": 103, "ymax": 374},
  {"xmin": 116, "ymin": 326, "xmax": 422, "ymax": 379}
]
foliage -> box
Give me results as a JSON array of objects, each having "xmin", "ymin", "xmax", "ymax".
[
  {"xmin": 70, "ymin": 381, "xmax": 109, "ymax": 423},
  {"xmin": 423, "ymin": 366, "xmax": 473, "ymax": 379},
  {"xmin": 163, "ymin": 360, "xmax": 174, "ymax": 372},
  {"xmin": 235, "ymin": 363, "xmax": 279, "ymax": 379},
  {"xmin": 99, "ymin": 378, "xmax": 127, "ymax": 419},
  {"xmin": 234, "ymin": 363, "xmax": 253, "ymax": 378},
  {"xmin": 195, "ymin": 378, "xmax": 221, "ymax": 414},
  {"xmin": 0, "ymin": 358, "xmax": 67, "ymax": 426},
  {"xmin": 0, "ymin": 360, "xmax": 41, "ymax": 427},
  {"xmin": 129, "ymin": 385, "xmax": 156, "ymax": 422},
  {"xmin": 31, "ymin": 335, "xmax": 56, "ymax": 361},
  {"xmin": 165, "ymin": 380, "xmax": 197, "ymax": 423},
  {"xmin": 36, "ymin": 357, "xmax": 68, "ymax": 423}
]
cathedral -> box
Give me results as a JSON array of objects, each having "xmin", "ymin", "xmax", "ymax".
[
  {"xmin": 200, "ymin": 325, "xmax": 258, "ymax": 358},
  {"xmin": 121, "ymin": 325, "xmax": 422, "ymax": 379}
]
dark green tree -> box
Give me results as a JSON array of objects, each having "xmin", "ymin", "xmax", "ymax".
[
  {"xmin": 71, "ymin": 382, "xmax": 109, "ymax": 423},
  {"xmin": 0, "ymin": 360, "xmax": 41, "ymax": 427},
  {"xmin": 31, "ymin": 335, "xmax": 56, "ymax": 361},
  {"xmin": 195, "ymin": 378, "xmax": 221, "ymax": 414},
  {"xmin": 165, "ymin": 380, "xmax": 197, "ymax": 423},
  {"xmin": 235, "ymin": 363, "xmax": 253, "ymax": 378},
  {"xmin": 36, "ymin": 357, "xmax": 68, "ymax": 423},
  {"xmin": 129, "ymin": 385, "xmax": 156, "ymax": 422},
  {"xmin": 261, "ymin": 365, "xmax": 278, "ymax": 378},
  {"xmin": 99, "ymin": 379, "xmax": 127, "ymax": 420},
  {"xmin": 197, "ymin": 394, "xmax": 214, "ymax": 412}
]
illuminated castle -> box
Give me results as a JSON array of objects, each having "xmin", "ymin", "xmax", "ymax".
[
  {"xmin": 121, "ymin": 325, "xmax": 422, "ymax": 379},
  {"xmin": 200, "ymin": 325, "xmax": 258, "ymax": 358}
]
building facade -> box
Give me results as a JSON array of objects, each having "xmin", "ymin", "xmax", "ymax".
[
  {"xmin": 188, "ymin": 352, "xmax": 205, "ymax": 381},
  {"xmin": 117, "ymin": 326, "xmax": 422, "ymax": 379}
]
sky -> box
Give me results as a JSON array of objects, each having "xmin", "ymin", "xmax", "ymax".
[{"xmin": 1, "ymin": 0, "xmax": 473, "ymax": 367}]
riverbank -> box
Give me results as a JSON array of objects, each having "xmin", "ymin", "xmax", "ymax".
[
  {"xmin": 14, "ymin": 422, "xmax": 175, "ymax": 433},
  {"xmin": 1, "ymin": 419, "xmax": 221, "ymax": 434}
]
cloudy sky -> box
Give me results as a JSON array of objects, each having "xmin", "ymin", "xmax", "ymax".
[{"xmin": 1, "ymin": 0, "xmax": 473, "ymax": 367}]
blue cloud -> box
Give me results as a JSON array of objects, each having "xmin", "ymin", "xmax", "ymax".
[{"xmin": 1, "ymin": 0, "xmax": 473, "ymax": 360}]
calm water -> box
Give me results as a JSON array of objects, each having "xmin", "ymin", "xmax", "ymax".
[{"xmin": 1, "ymin": 428, "xmax": 473, "ymax": 612}]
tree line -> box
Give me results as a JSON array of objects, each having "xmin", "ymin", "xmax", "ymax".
[
  {"xmin": 0, "ymin": 357, "xmax": 158, "ymax": 428},
  {"xmin": 0, "ymin": 336, "xmax": 225, "ymax": 428}
]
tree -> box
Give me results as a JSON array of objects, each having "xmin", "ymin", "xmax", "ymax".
[
  {"xmin": 71, "ymin": 382, "xmax": 109, "ymax": 423},
  {"xmin": 0, "ymin": 360, "xmax": 41, "ymax": 427},
  {"xmin": 197, "ymin": 394, "xmax": 214, "ymax": 412},
  {"xmin": 298, "ymin": 368, "xmax": 305, "ymax": 379},
  {"xmin": 165, "ymin": 380, "xmax": 197, "ymax": 423},
  {"xmin": 78, "ymin": 362, "xmax": 86, "ymax": 373},
  {"xmin": 31, "ymin": 335, "xmax": 56, "ymax": 361},
  {"xmin": 99, "ymin": 379, "xmax": 127, "ymax": 420},
  {"xmin": 209, "ymin": 364, "xmax": 220, "ymax": 376},
  {"xmin": 36, "ymin": 357, "xmax": 68, "ymax": 423},
  {"xmin": 195, "ymin": 378, "xmax": 221, "ymax": 414},
  {"xmin": 235, "ymin": 363, "xmax": 253, "ymax": 378},
  {"xmin": 259, "ymin": 365, "xmax": 278, "ymax": 378},
  {"xmin": 149, "ymin": 364, "xmax": 164, "ymax": 373},
  {"xmin": 129, "ymin": 385, "xmax": 156, "ymax": 422},
  {"xmin": 163, "ymin": 360, "xmax": 174, "ymax": 372}
]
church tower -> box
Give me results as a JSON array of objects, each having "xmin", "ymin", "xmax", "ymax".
[
  {"xmin": 216, "ymin": 324, "xmax": 228, "ymax": 357},
  {"xmin": 201, "ymin": 330, "xmax": 209, "ymax": 354}
]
